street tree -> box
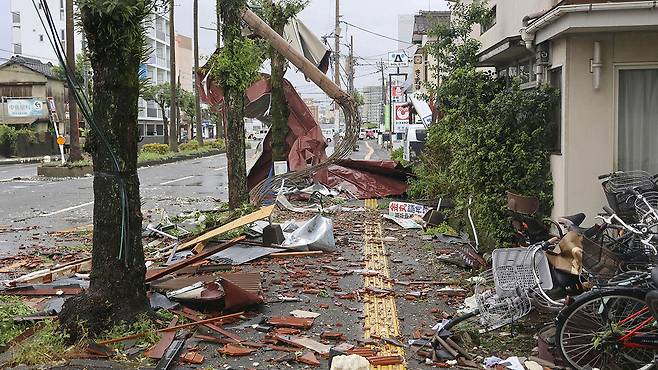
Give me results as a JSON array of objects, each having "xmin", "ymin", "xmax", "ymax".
[
  {"xmin": 58, "ymin": 0, "xmax": 155, "ymax": 339},
  {"xmin": 261, "ymin": 0, "xmax": 307, "ymax": 161},
  {"xmin": 179, "ymin": 89, "xmax": 198, "ymax": 137},
  {"xmin": 141, "ymin": 82, "xmax": 172, "ymax": 145},
  {"xmin": 212, "ymin": 0, "xmax": 264, "ymax": 208}
]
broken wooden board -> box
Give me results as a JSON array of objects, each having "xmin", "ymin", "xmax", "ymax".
[
  {"xmin": 9, "ymin": 258, "xmax": 92, "ymax": 286},
  {"xmin": 145, "ymin": 317, "xmax": 178, "ymax": 359},
  {"xmin": 178, "ymin": 205, "xmax": 275, "ymax": 251}
]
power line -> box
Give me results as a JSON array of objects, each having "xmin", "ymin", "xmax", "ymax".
[{"xmin": 341, "ymin": 20, "xmax": 413, "ymax": 45}]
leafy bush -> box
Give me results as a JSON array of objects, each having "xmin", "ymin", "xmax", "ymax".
[
  {"xmin": 207, "ymin": 139, "xmax": 226, "ymax": 151},
  {"xmin": 179, "ymin": 140, "xmax": 200, "ymax": 152},
  {"xmin": 140, "ymin": 143, "xmax": 169, "ymax": 155},
  {"xmin": 0, "ymin": 125, "xmax": 37, "ymax": 155},
  {"xmin": 391, "ymin": 147, "xmax": 404, "ymax": 162},
  {"xmin": 410, "ymin": 71, "xmax": 558, "ymax": 250},
  {"xmin": 0, "ymin": 296, "xmax": 35, "ymax": 346}
]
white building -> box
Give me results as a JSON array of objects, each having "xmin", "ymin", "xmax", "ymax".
[
  {"xmin": 359, "ymin": 85, "xmax": 383, "ymax": 125},
  {"xmin": 137, "ymin": 10, "xmax": 171, "ymax": 142},
  {"xmin": 4, "ymin": 1, "xmax": 174, "ymax": 143}
]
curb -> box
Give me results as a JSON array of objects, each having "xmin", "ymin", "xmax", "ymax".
[
  {"xmin": 35, "ymin": 150, "xmax": 226, "ymax": 178},
  {"xmin": 0, "ymin": 157, "xmax": 45, "ymax": 166}
]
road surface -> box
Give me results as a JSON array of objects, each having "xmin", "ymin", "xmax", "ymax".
[{"xmin": 0, "ymin": 139, "xmax": 389, "ymax": 256}]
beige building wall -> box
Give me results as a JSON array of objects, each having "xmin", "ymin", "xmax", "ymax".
[
  {"xmin": 175, "ymin": 34, "xmax": 194, "ymax": 92},
  {"xmin": 463, "ymin": 0, "xmax": 558, "ymax": 50},
  {"xmin": 552, "ymin": 31, "xmax": 658, "ymax": 221}
]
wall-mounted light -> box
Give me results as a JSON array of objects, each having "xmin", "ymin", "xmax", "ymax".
[{"xmin": 590, "ymin": 41, "xmax": 602, "ymax": 89}]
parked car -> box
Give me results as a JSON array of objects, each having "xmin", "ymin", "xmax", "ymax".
[
  {"xmin": 321, "ymin": 128, "xmax": 335, "ymax": 143},
  {"xmin": 358, "ymin": 129, "xmax": 366, "ymax": 140},
  {"xmin": 253, "ymin": 129, "xmax": 268, "ymax": 141}
]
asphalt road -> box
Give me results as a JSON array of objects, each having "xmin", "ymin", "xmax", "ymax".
[{"xmin": 0, "ymin": 139, "xmax": 388, "ymax": 257}]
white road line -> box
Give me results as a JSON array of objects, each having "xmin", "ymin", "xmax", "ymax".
[
  {"xmin": 364, "ymin": 140, "xmax": 375, "ymax": 160},
  {"xmin": 160, "ymin": 175, "xmax": 194, "ymax": 185},
  {"xmin": 41, "ymin": 201, "xmax": 94, "ymax": 217},
  {"xmin": 213, "ymin": 166, "xmax": 227, "ymax": 172}
]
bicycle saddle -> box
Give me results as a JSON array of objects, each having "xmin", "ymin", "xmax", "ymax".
[{"xmin": 559, "ymin": 213, "xmax": 586, "ymax": 227}]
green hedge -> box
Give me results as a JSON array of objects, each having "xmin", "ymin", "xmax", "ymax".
[{"xmin": 140, "ymin": 143, "xmax": 169, "ymax": 155}]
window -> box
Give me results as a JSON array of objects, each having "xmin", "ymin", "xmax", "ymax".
[
  {"xmin": 156, "ymin": 17, "xmax": 166, "ymax": 41},
  {"xmin": 157, "ymin": 69, "xmax": 165, "ymax": 84},
  {"xmin": 13, "ymin": 43, "xmax": 22, "ymax": 54},
  {"xmin": 146, "ymin": 124, "xmax": 156, "ymax": 136},
  {"xmin": 61, "ymin": 29, "xmax": 65, "ymax": 40},
  {"xmin": 11, "ymin": 12, "xmax": 20, "ymax": 23},
  {"xmin": 618, "ymin": 68, "xmax": 658, "ymax": 173},
  {"xmin": 480, "ymin": 6, "xmax": 496, "ymax": 35},
  {"xmin": 550, "ymin": 67, "xmax": 562, "ymax": 154},
  {"xmin": 147, "ymin": 101, "xmax": 158, "ymax": 118},
  {"xmin": 39, "ymin": 34, "xmax": 44, "ymax": 42},
  {"xmin": 156, "ymin": 124, "xmax": 164, "ymax": 136}
]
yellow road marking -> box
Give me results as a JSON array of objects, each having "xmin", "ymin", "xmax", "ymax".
[
  {"xmin": 365, "ymin": 198, "xmax": 378, "ymax": 209},
  {"xmin": 363, "ymin": 222, "xmax": 406, "ymax": 370}
]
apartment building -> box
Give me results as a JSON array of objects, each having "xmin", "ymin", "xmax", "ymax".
[
  {"xmin": 464, "ymin": 0, "xmax": 658, "ymax": 221},
  {"xmin": 359, "ymin": 85, "xmax": 384, "ymax": 125}
]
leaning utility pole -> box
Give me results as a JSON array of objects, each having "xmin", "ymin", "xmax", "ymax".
[
  {"xmin": 193, "ymin": 0, "xmax": 203, "ymax": 145},
  {"xmin": 66, "ymin": 0, "xmax": 81, "ymax": 161},
  {"xmin": 168, "ymin": 0, "xmax": 178, "ymax": 151},
  {"xmin": 347, "ymin": 35, "xmax": 354, "ymax": 94},
  {"xmin": 333, "ymin": 0, "xmax": 340, "ymax": 132}
]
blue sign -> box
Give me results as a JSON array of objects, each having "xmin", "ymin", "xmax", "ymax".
[{"xmin": 138, "ymin": 64, "xmax": 148, "ymax": 80}]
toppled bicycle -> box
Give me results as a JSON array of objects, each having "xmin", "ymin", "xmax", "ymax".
[{"xmin": 424, "ymin": 170, "xmax": 658, "ymax": 370}]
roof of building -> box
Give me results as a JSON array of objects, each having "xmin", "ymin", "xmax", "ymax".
[
  {"xmin": 0, "ymin": 55, "xmax": 61, "ymax": 80},
  {"xmin": 413, "ymin": 11, "xmax": 451, "ymax": 35}
]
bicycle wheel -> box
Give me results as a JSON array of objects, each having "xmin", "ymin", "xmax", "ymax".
[{"xmin": 556, "ymin": 288, "xmax": 657, "ymax": 370}]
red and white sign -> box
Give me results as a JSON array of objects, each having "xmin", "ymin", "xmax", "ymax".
[{"xmin": 395, "ymin": 104, "xmax": 409, "ymax": 121}]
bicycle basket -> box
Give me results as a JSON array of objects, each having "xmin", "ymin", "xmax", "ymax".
[
  {"xmin": 606, "ymin": 171, "xmax": 655, "ymax": 193},
  {"xmin": 474, "ymin": 247, "xmax": 553, "ymax": 330},
  {"xmin": 492, "ymin": 247, "xmax": 554, "ymax": 297},
  {"xmin": 581, "ymin": 236, "xmax": 621, "ymax": 277},
  {"xmin": 475, "ymin": 269, "xmax": 532, "ymax": 331}
]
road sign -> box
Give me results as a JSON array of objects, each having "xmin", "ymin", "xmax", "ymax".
[
  {"xmin": 388, "ymin": 51, "xmax": 409, "ymax": 67},
  {"xmin": 393, "ymin": 103, "xmax": 410, "ymax": 134},
  {"xmin": 56, "ymin": 136, "xmax": 65, "ymax": 145}
]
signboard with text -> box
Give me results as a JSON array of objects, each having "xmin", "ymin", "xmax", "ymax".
[
  {"xmin": 7, "ymin": 99, "xmax": 43, "ymax": 117},
  {"xmin": 388, "ymin": 201, "xmax": 426, "ymax": 219},
  {"xmin": 393, "ymin": 103, "xmax": 410, "ymax": 133},
  {"xmin": 388, "ymin": 51, "xmax": 409, "ymax": 67}
]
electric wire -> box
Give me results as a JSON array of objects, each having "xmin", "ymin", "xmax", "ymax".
[{"xmin": 32, "ymin": 0, "xmax": 132, "ymax": 265}]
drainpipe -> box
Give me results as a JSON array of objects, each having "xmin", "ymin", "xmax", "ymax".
[{"xmin": 592, "ymin": 41, "xmax": 602, "ymax": 89}]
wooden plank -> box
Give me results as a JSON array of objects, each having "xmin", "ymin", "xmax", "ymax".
[
  {"xmin": 9, "ymin": 258, "xmax": 92, "ymax": 286},
  {"xmin": 145, "ymin": 237, "xmax": 245, "ymax": 283},
  {"xmin": 177, "ymin": 205, "xmax": 274, "ymax": 251},
  {"xmin": 172, "ymin": 309, "xmax": 244, "ymax": 343},
  {"xmin": 97, "ymin": 312, "xmax": 245, "ymax": 345},
  {"xmin": 145, "ymin": 317, "xmax": 178, "ymax": 360}
]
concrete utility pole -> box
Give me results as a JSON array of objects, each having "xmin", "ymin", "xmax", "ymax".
[
  {"xmin": 347, "ymin": 35, "xmax": 354, "ymax": 94},
  {"xmin": 168, "ymin": 0, "xmax": 178, "ymax": 151},
  {"xmin": 193, "ymin": 0, "xmax": 203, "ymax": 145},
  {"xmin": 333, "ymin": 0, "xmax": 341, "ymax": 132},
  {"xmin": 380, "ymin": 59, "xmax": 386, "ymax": 130},
  {"xmin": 66, "ymin": 0, "xmax": 81, "ymax": 161}
]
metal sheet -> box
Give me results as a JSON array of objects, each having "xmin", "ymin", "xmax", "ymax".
[
  {"xmin": 281, "ymin": 215, "xmax": 335, "ymax": 252},
  {"xmin": 208, "ymin": 244, "xmax": 284, "ymax": 265}
]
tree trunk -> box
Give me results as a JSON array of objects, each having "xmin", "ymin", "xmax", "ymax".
[
  {"xmin": 269, "ymin": 20, "xmax": 289, "ymax": 162},
  {"xmin": 194, "ymin": 0, "xmax": 203, "ymax": 145},
  {"xmin": 162, "ymin": 106, "xmax": 169, "ymax": 145},
  {"xmin": 220, "ymin": 0, "xmax": 248, "ymax": 208},
  {"xmin": 59, "ymin": 2, "xmax": 150, "ymax": 340}
]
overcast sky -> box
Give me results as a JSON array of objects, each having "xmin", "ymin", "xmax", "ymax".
[{"xmin": 175, "ymin": 0, "xmax": 449, "ymax": 103}]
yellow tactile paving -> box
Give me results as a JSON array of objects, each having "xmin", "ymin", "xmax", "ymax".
[
  {"xmin": 363, "ymin": 222, "xmax": 406, "ymax": 370},
  {"xmin": 365, "ymin": 198, "xmax": 379, "ymax": 209}
]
